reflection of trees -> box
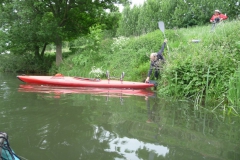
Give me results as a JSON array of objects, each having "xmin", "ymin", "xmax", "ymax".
[
  {"xmin": 93, "ymin": 97, "xmax": 240, "ymax": 160},
  {"xmin": 128, "ymin": 99, "xmax": 240, "ymax": 160},
  {"xmin": 94, "ymin": 126, "xmax": 169, "ymax": 160}
]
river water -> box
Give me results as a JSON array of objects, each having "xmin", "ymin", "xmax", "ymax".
[{"xmin": 0, "ymin": 73, "xmax": 240, "ymax": 160}]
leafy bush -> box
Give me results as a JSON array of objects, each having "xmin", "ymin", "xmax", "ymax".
[
  {"xmin": 158, "ymin": 20, "xmax": 240, "ymax": 101},
  {"xmin": 0, "ymin": 53, "xmax": 55, "ymax": 73}
]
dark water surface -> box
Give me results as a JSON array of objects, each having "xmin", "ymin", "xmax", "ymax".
[{"xmin": 1, "ymin": 73, "xmax": 240, "ymax": 160}]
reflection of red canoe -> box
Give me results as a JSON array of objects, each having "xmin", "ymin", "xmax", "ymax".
[
  {"xmin": 18, "ymin": 84, "xmax": 155, "ymax": 97},
  {"xmin": 17, "ymin": 75, "xmax": 154, "ymax": 89}
]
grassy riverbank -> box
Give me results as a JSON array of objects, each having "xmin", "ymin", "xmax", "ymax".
[{"xmin": 57, "ymin": 20, "xmax": 240, "ymax": 106}]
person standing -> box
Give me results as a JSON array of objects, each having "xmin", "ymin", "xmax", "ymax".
[{"xmin": 210, "ymin": 10, "xmax": 228, "ymax": 23}]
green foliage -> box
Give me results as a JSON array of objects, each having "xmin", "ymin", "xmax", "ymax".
[
  {"xmin": 100, "ymin": 31, "xmax": 168, "ymax": 81},
  {"xmin": 58, "ymin": 25, "xmax": 109, "ymax": 76},
  {"xmin": 0, "ymin": 0, "xmax": 129, "ymax": 65},
  {"xmin": 117, "ymin": 0, "xmax": 240, "ymax": 37},
  {"xmin": 160, "ymin": 53, "xmax": 236, "ymax": 99},
  {"xmin": 117, "ymin": 0, "xmax": 162, "ymax": 36},
  {"xmin": 117, "ymin": 5, "xmax": 141, "ymax": 36},
  {"xmin": 69, "ymin": 25, "xmax": 104, "ymax": 56},
  {"xmin": 58, "ymin": 29, "xmax": 166, "ymax": 81},
  {"xmin": 227, "ymin": 67, "xmax": 240, "ymax": 107},
  {"xmin": 0, "ymin": 53, "xmax": 55, "ymax": 73},
  {"xmin": 158, "ymin": 20, "xmax": 240, "ymax": 102}
]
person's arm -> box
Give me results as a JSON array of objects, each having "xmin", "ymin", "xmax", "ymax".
[
  {"xmin": 146, "ymin": 63, "xmax": 153, "ymax": 83},
  {"xmin": 157, "ymin": 40, "xmax": 167, "ymax": 61},
  {"xmin": 210, "ymin": 15, "xmax": 215, "ymax": 22},
  {"xmin": 157, "ymin": 42, "xmax": 166, "ymax": 55},
  {"xmin": 220, "ymin": 14, "xmax": 228, "ymax": 20}
]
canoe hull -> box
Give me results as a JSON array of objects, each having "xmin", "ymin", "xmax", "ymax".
[{"xmin": 17, "ymin": 75, "xmax": 154, "ymax": 89}]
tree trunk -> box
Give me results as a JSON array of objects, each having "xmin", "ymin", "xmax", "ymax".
[
  {"xmin": 55, "ymin": 35, "xmax": 63, "ymax": 66},
  {"xmin": 34, "ymin": 45, "xmax": 40, "ymax": 58},
  {"xmin": 40, "ymin": 43, "xmax": 48, "ymax": 58}
]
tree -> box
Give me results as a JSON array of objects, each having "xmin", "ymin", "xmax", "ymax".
[{"xmin": 0, "ymin": 0, "xmax": 129, "ymax": 66}]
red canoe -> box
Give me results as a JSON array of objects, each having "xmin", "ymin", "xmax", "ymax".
[{"xmin": 17, "ymin": 75, "xmax": 154, "ymax": 89}]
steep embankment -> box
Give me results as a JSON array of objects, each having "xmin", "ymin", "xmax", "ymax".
[{"xmin": 59, "ymin": 20, "xmax": 240, "ymax": 103}]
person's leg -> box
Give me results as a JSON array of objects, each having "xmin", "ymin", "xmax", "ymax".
[
  {"xmin": 153, "ymin": 70, "xmax": 159, "ymax": 90},
  {"xmin": 154, "ymin": 70, "xmax": 159, "ymax": 79}
]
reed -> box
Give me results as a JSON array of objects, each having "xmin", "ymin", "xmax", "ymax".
[{"xmin": 227, "ymin": 66, "xmax": 240, "ymax": 108}]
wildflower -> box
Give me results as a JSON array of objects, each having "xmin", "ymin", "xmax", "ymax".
[{"xmin": 89, "ymin": 66, "xmax": 104, "ymax": 78}]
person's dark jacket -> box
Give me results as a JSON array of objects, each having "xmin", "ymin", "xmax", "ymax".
[{"xmin": 147, "ymin": 42, "xmax": 166, "ymax": 77}]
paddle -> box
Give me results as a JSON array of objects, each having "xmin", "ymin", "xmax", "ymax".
[
  {"xmin": 158, "ymin": 21, "xmax": 166, "ymax": 38},
  {"xmin": 158, "ymin": 21, "xmax": 169, "ymax": 54}
]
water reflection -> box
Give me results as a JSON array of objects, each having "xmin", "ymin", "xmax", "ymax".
[
  {"xmin": 145, "ymin": 96, "xmax": 163, "ymax": 142},
  {"xmin": 92, "ymin": 125, "xmax": 169, "ymax": 160},
  {"xmin": 0, "ymin": 82, "xmax": 10, "ymax": 100},
  {"xmin": 18, "ymin": 84, "xmax": 155, "ymax": 99},
  {"xmin": 105, "ymin": 136, "xmax": 169, "ymax": 159}
]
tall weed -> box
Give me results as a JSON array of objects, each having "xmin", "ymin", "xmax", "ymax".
[
  {"xmin": 158, "ymin": 20, "xmax": 240, "ymax": 102},
  {"xmin": 227, "ymin": 66, "xmax": 240, "ymax": 107}
]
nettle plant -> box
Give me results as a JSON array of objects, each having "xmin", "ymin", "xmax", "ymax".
[
  {"xmin": 111, "ymin": 36, "xmax": 130, "ymax": 52},
  {"xmin": 89, "ymin": 66, "xmax": 104, "ymax": 78}
]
